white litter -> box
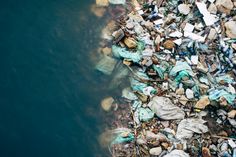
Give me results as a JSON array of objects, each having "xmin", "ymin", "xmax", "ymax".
[
  {"xmin": 196, "ymin": 2, "xmax": 218, "ymax": 26},
  {"xmin": 169, "ymin": 31, "xmax": 183, "ymax": 38}
]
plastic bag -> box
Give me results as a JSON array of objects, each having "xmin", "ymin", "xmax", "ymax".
[
  {"xmin": 163, "ymin": 150, "xmax": 190, "ymax": 157},
  {"xmin": 176, "ymin": 118, "xmax": 208, "ymax": 141},
  {"xmin": 148, "ymin": 96, "xmax": 185, "ymax": 120},
  {"xmin": 109, "ymin": 62, "xmax": 129, "ymax": 89},
  {"xmin": 112, "ymin": 45, "xmax": 141, "ymax": 63},
  {"xmin": 95, "ymin": 55, "xmax": 117, "ymax": 75}
]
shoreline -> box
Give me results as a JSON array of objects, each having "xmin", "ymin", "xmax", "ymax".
[{"xmin": 93, "ymin": 0, "xmax": 236, "ymax": 156}]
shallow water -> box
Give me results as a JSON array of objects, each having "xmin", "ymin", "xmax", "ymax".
[{"xmin": 0, "ymin": 0, "xmax": 112, "ymax": 156}]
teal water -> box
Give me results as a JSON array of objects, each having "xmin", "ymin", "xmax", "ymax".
[{"xmin": 0, "ymin": 0, "xmax": 110, "ymax": 156}]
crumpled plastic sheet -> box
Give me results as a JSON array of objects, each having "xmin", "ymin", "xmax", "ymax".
[
  {"xmin": 163, "ymin": 150, "xmax": 190, "ymax": 157},
  {"xmin": 99, "ymin": 128, "xmax": 133, "ymax": 147},
  {"xmin": 209, "ymin": 89, "xmax": 236, "ymax": 105},
  {"xmin": 109, "ymin": 62, "xmax": 129, "ymax": 89},
  {"xmin": 112, "ymin": 45, "xmax": 141, "ymax": 63},
  {"xmin": 153, "ymin": 61, "xmax": 170, "ymax": 79},
  {"xmin": 176, "ymin": 118, "xmax": 208, "ymax": 141},
  {"xmin": 134, "ymin": 106, "xmax": 154, "ymax": 124},
  {"xmin": 95, "ymin": 55, "xmax": 117, "ymax": 75},
  {"xmin": 148, "ymin": 96, "xmax": 185, "ymax": 120},
  {"xmin": 122, "ymin": 88, "xmax": 138, "ymax": 100},
  {"xmin": 169, "ymin": 61, "xmax": 194, "ymax": 77}
]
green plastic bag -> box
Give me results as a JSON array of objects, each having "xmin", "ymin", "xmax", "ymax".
[
  {"xmin": 169, "ymin": 61, "xmax": 194, "ymax": 77},
  {"xmin": 112, "ymin": 45, "xmax": 141, "ymax": 63},
  {"xmin": 209, "ymin": 89, "xmax": 236, "ymax": 105},
  {"xmin": 111, "ymin": 132, "xmax": 135, "ymax": 145}
]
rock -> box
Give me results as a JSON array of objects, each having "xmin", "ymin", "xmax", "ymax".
[
  {"xmin": 90, "ymin": 4, "xmax": 106, "ymax": 17},
  {"xmin": 195, "ymin": 96, "xmax": 210, "ymax": 109},
  {"xmin": 160, "ymin": 121, "xmax": 169, "ymax": 128},
  {"xmin": 208, "ymin": 3, "xmax": 217, "ymax": 14},
  {"xmin": 161, "ymin": 142, "xmax": 169, "ymax": 149},
  {"xmin": 144, "ymin": 21, "xmax": 154, "ymax": 30},
  {"xmin": 176, "ymin": 143, "xmax": 184, "ymax": 150},
  {"xmin": 146, "ymin": 131, "xmax": 167, "ymax": 141},
  {"xmin": 197, "ymin": 62, "xmax": 208, "ymax": 73},
  {"xmin": 178, "ymin": 4, "xmax": 190, "ymax": 15},
  {"xmin": 225, "ymin": 21, "xmax": 236, "ymax": 38},
  {"xmin": 96, "ymin": 0, "xmax": 109, "ymax": 6},
  {"xmin": 101, "ymin": 97, "xmax": 114, "ymax": 111},
  {"xmin": 163, "ymin": 40, "xmax": 175, "ymax": 50},
  {"xmin": 216, "ymin": 0, "xmax": 233, "ymax": 15},
  {"xmin": 124, "ymin": 37, "xmax": 137, "ymax": 48},
  {"xmin": 185, "ymin": 89, "xmax": 194, "ymax": 99},
  {"xmin": 149, "ymin": 147, "xmax": 162, "ymax": 156},
  {"xmin": 208, "ymin": 28, "xmax": 217, "ymax": 40},
  {"xmin": 102, "ymin": 47, "xmax": 112, "ymax": 55},
  {"xmin": 179, "ymin": 95, "xmax": 188, "ymax": 106},
  {"xmin": 228, "ymin": 110, "xmax": 236, "ymax": 118},
  {"xmin": 202, "ymin": 147, "xmax": 212, "ymax": 157}
]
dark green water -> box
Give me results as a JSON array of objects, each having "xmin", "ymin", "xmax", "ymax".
[{"xmin": 0, "ymin": 0, "xmax": 110, "ymax": 156}]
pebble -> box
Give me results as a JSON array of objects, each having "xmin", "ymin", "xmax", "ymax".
[
  {"xmin": 102, "ymin": 47, "xmax": 112, "ymax": 55},
  {"xmin": 208, "ymin": 28, "xmax": 217, "ymax": 40},
  {"xmin": 179, "ymin": 95, "xmax": 188, "ymax": 105},
  {"xmin": 149, "ymin": 147, "xmax": 162, "ymax": 156},
  {"xmin": 202, "ymin": 147, "xmax": 212, "ymax": 157},
  {"xmin": 225, "ymin": 21, "xmax": 236, "ymax": 38},
  {"xmin": 176, "ymin": 88, "xmax": 185, "ymax": 95},
  {"xmin": 227, "ymin": 110, "xmax": 236, "ymax": 118},
  {"xmin": 124, "ymin": 37, "xmax": 137, "ymax": 49},
  {"xmin": 161, "ymin": 142, "xmax": 169, "ymax": 150},
  {"xmin": 163, "ymin": 40, "xmax": 175, "ymax": 50},
  {"xmin": 101, "ymin": 97, "xmax": 114, "ymax": 111}
]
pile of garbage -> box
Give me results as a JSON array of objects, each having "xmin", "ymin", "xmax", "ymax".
[{"xmin": 94, "ymin": 0, "xmax": 236, "ymax": 156}]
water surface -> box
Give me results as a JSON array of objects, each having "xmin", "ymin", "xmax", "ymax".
[{"xmin": 0, "ymin": 0, "xmax": 110, "ymax": 156}]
